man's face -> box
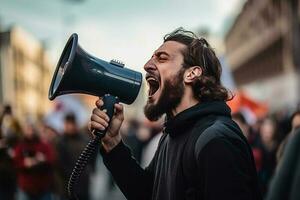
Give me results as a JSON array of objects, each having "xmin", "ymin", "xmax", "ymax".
[
  {"xmin": 143, "ymin": 41, "xmax": 187, "ymax": 121},
  {"xmin": 23, "ymin": 124, "xmax": 35, "ymax": 139},
  {"xmin": 64, "ymin": 121, "xmax": 77, "ymax": 135}
]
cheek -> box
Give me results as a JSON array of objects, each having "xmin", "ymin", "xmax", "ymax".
[
  {"xmin": 157, "ymin": 60, "xmax": 183, "ymax": 84},
  {"xmin": 161, "ymin": 65, "xmax": 182, "ymax": 79}
]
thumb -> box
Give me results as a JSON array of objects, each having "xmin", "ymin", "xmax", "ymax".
[
  {"xmin": 106, "ymin": 103, "xmax": 124, "ymax": 136},
  {"xmin": 113, "ymin": 103, "xmax": 124, "ymax": 121}
]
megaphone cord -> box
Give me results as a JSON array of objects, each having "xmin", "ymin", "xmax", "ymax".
[
  {"xmin": 67, "ymin": 134, "xmax": 102, "ymax": 200},
  {"xmin": 67, "ymin": 94, "xmax": 118, "ymax": 200}
]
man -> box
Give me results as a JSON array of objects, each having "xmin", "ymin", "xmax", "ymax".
[
  {"xmin": 89, "ymin": 28, "xmax": 262, "ymax": 200},
  {"xmin": 56, "ymin": 113, "xmax": 93, "ymax": 200}
]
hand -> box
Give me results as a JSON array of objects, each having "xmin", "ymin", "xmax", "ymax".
[
  {"xmin": 88, "ymin": 98, "xmax": 124, "ymax": 152},
  {"xmin": 24, "ymin": 157, "xmax": 37, "ymax": 168},
  {"xmin": 36, "ymin": 152, "xmax": 45, "ymax": 162}
]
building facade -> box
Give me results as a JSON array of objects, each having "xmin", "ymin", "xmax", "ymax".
[
  {"xmin": 225, "ymin": 0, "xmax": 300, "ymax": 110},
  {"xmin": 0, "ymin": 26, "xmax": 52, "ymax": 121}
]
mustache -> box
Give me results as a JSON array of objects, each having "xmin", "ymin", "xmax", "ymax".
[{"xmin": 145, "ymin": 72, "xmax": 158, "ymax": 79}]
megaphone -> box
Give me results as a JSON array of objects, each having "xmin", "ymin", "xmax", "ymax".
[
  {"xmin": 48, "ymin": 33, "xmax": 142, "ymax": 104},
  {"xmin": 48, "ymin": 33, "xmax": 143, "ymax": 200}
]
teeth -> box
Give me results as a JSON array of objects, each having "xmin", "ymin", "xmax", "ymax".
[{"xmin": 147, "ymin": 77, "xmax": 157, "ymax": 81}]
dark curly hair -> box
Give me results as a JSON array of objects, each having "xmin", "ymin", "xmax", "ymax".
[{"xmin": 164, "ymin": 28, "xmax": 232, "ymax": 102}]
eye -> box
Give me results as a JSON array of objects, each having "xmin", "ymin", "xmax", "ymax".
[{"xmin": 158, "ymin": 55, "xmax": 168, "ymax": 61}]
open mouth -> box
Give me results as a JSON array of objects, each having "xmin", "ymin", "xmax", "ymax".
[{"xmin": 146, "ymin": 76, "xmax": 160, "ymax": 97}]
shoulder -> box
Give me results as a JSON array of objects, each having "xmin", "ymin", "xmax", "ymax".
[
  {"xmin": 55, "ymin": 135, "xmax": 67, "ymax": 148},
  {"xmin": 194, "ymin": 118, "xmax": 250, "ymax": 162},
  {"xmin": 202, "ymin": 116, "xmax": 242, "ymax": 136},
  {"xmin": 183, "ymin": 116, "xmax": 246, "ymax": 161},
  {"xmin": 194, "ymin": 117, "xmax": 243, "ymax": 149},
  {"xmin": 199, "ymin": 137, "xmax": 240, "ymax": 158},
  {"xmin": 288, "ymin": 128, "xmax": 300, "ymax": 147},
  {"xmin": 156, "ymin": 132, "xmax": 168, "ymax": 146},
  {"xmin": 280, "ymin": 128, "xmax": 300, "ymax": 163}
]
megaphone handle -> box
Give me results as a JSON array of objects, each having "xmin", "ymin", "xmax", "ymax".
[{"xmin": 93, "ymin": 94, "xmax": 119, "ymax": 138}]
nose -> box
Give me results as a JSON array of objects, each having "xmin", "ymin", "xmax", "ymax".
[{"xmin": 143, "ymin": 58, "xmax": 156, "ymax": 72}]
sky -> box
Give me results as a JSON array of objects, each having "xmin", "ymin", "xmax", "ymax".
[{"xmin": 0, "ymin": 0, "xmax": 245, "ymax": 73}]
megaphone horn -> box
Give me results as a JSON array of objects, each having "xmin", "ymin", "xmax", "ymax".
[
  {"xmin": 48, "ymin": 33, "xmax": 142, "ymax": 104},
  {"xmin": 48, "ymin": 33, "xmax": 143, "ymax": 200}
]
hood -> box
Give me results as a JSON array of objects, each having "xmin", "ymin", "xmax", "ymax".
[{"xmin": 164, "ymin": 101, "xmax": 231, "ymax": 137}]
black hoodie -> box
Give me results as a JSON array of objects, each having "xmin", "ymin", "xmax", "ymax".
[{"xmin": 101, "ymin": 101, "xmax": 262, "ymax": 200}]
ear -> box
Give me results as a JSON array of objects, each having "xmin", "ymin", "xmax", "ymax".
[{"xmin": 184, "ymin": 66, "xmax": 202, "ymax": 83}]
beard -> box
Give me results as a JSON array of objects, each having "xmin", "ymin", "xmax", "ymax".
[{"xmin": 144, "ymin": 70, "xmax": 185, "ymax": 121}]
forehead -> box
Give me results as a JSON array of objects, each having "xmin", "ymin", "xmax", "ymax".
[{"xmin": 155, "ymin": 41, "xmax": 187, "ymax": 56}]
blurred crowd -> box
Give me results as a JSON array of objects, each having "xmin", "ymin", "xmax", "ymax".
[
  {"xmin": 0, "ymin": 104, "xmax": 163, "ymax": 200},
  {"xmin": 232, "ymin": 106, "xmax": 300, "ymax": 199},
  {"xmin": 0, "ymin": 102, "xmax": 300, "ymax": 200}
]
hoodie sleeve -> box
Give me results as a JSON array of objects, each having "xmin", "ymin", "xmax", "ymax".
[{"xmin": 100, "ymin": 141, "xmax": 155, "ymax": 200}]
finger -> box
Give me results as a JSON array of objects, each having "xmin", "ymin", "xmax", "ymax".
[
  {"xmin": 114, "ymin": 104, "xmax": 124, "ymax": 120},
  {"xmin": 90, "ymin": 114, "xmax": 109, "ymax": 127},
  {"xmin": 92, "ymin": 109, "xmax": 110, "ymax": 121},
  {"xmin": 87, "ymin": 122, "xmax": 96, "ymax": 138},
  {"xmin": 90, "ymin": 121, "xmax": 106, "ymax": 131},
  {"xmin": 114, "ymin": 104, "xmax": 124, "ymax": 116},
  {"xmin": 96, "ymin": 99, "xmax": 104, "ymax": 108},
  {"xmin": 114, "ymin": 103, "xmax": 123, "ymax": 112},
  {"xmin": 101, "ymin": 136, "xmax": 110, "ymax": 144},
  {"xmin": 101, "ymin": 134, "xmax": 114, "ymax": 144}
]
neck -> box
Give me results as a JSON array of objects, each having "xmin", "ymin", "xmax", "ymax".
[{"xmin": 171, "ymin": 88, "xmax": 199, "ymax": 117}]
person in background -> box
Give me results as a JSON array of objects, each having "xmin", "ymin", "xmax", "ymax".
[
  {"xmin": 255, "ymin": 117, "xmax": 279, "ymax": 197},
  {"xmin": 266, "ymin": 127, "xmax": 300, "ymax": 200},
  {"xmin": 0, "ymin": 107, "xmax": 16, "ymax": 200},
  {"xmin": 140, "ymin": 119, "xmax": 164, "ymax": 168},
  {"xmin": 56, "ymin": 113, "xmax": 93, "ymax": 200},
  {"xmin": 122, "ymin": 119, "xmax": 146, "ymax": 163},
  {"xmin": 1, "ymin": 105, "xmax": 22, "ymax": 151},
  {"xmin": 0, "ymin": 105, "xmax": 19, "ymax": 200},
  {"xmin": 0, "ymin": 139, "xmax": 17, "ymax": 200},
  {"xmin": 232, "ymin": 112, "xmax": 258, "ymax": 145},
  {"xmin": 14, "ymin": 121, "xmax": 55, "ymax": 200},
  {"xmin": 232, "ymin": 112, "xmax": 263, "ymax": 176},
  {"xmin": 39, "ymin": 122, "xmax": 64, "ymax": 200},
  {"xmin": 276, "ymin": 110, "xmax": 300, "ymax": 164},
  {"xmin": 39, "ymin": 123, "xmax": 59, "ymax": 146},
  {"xmin": 290, "ymin": 110, "xmax": 300, "ymax": 131}
]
